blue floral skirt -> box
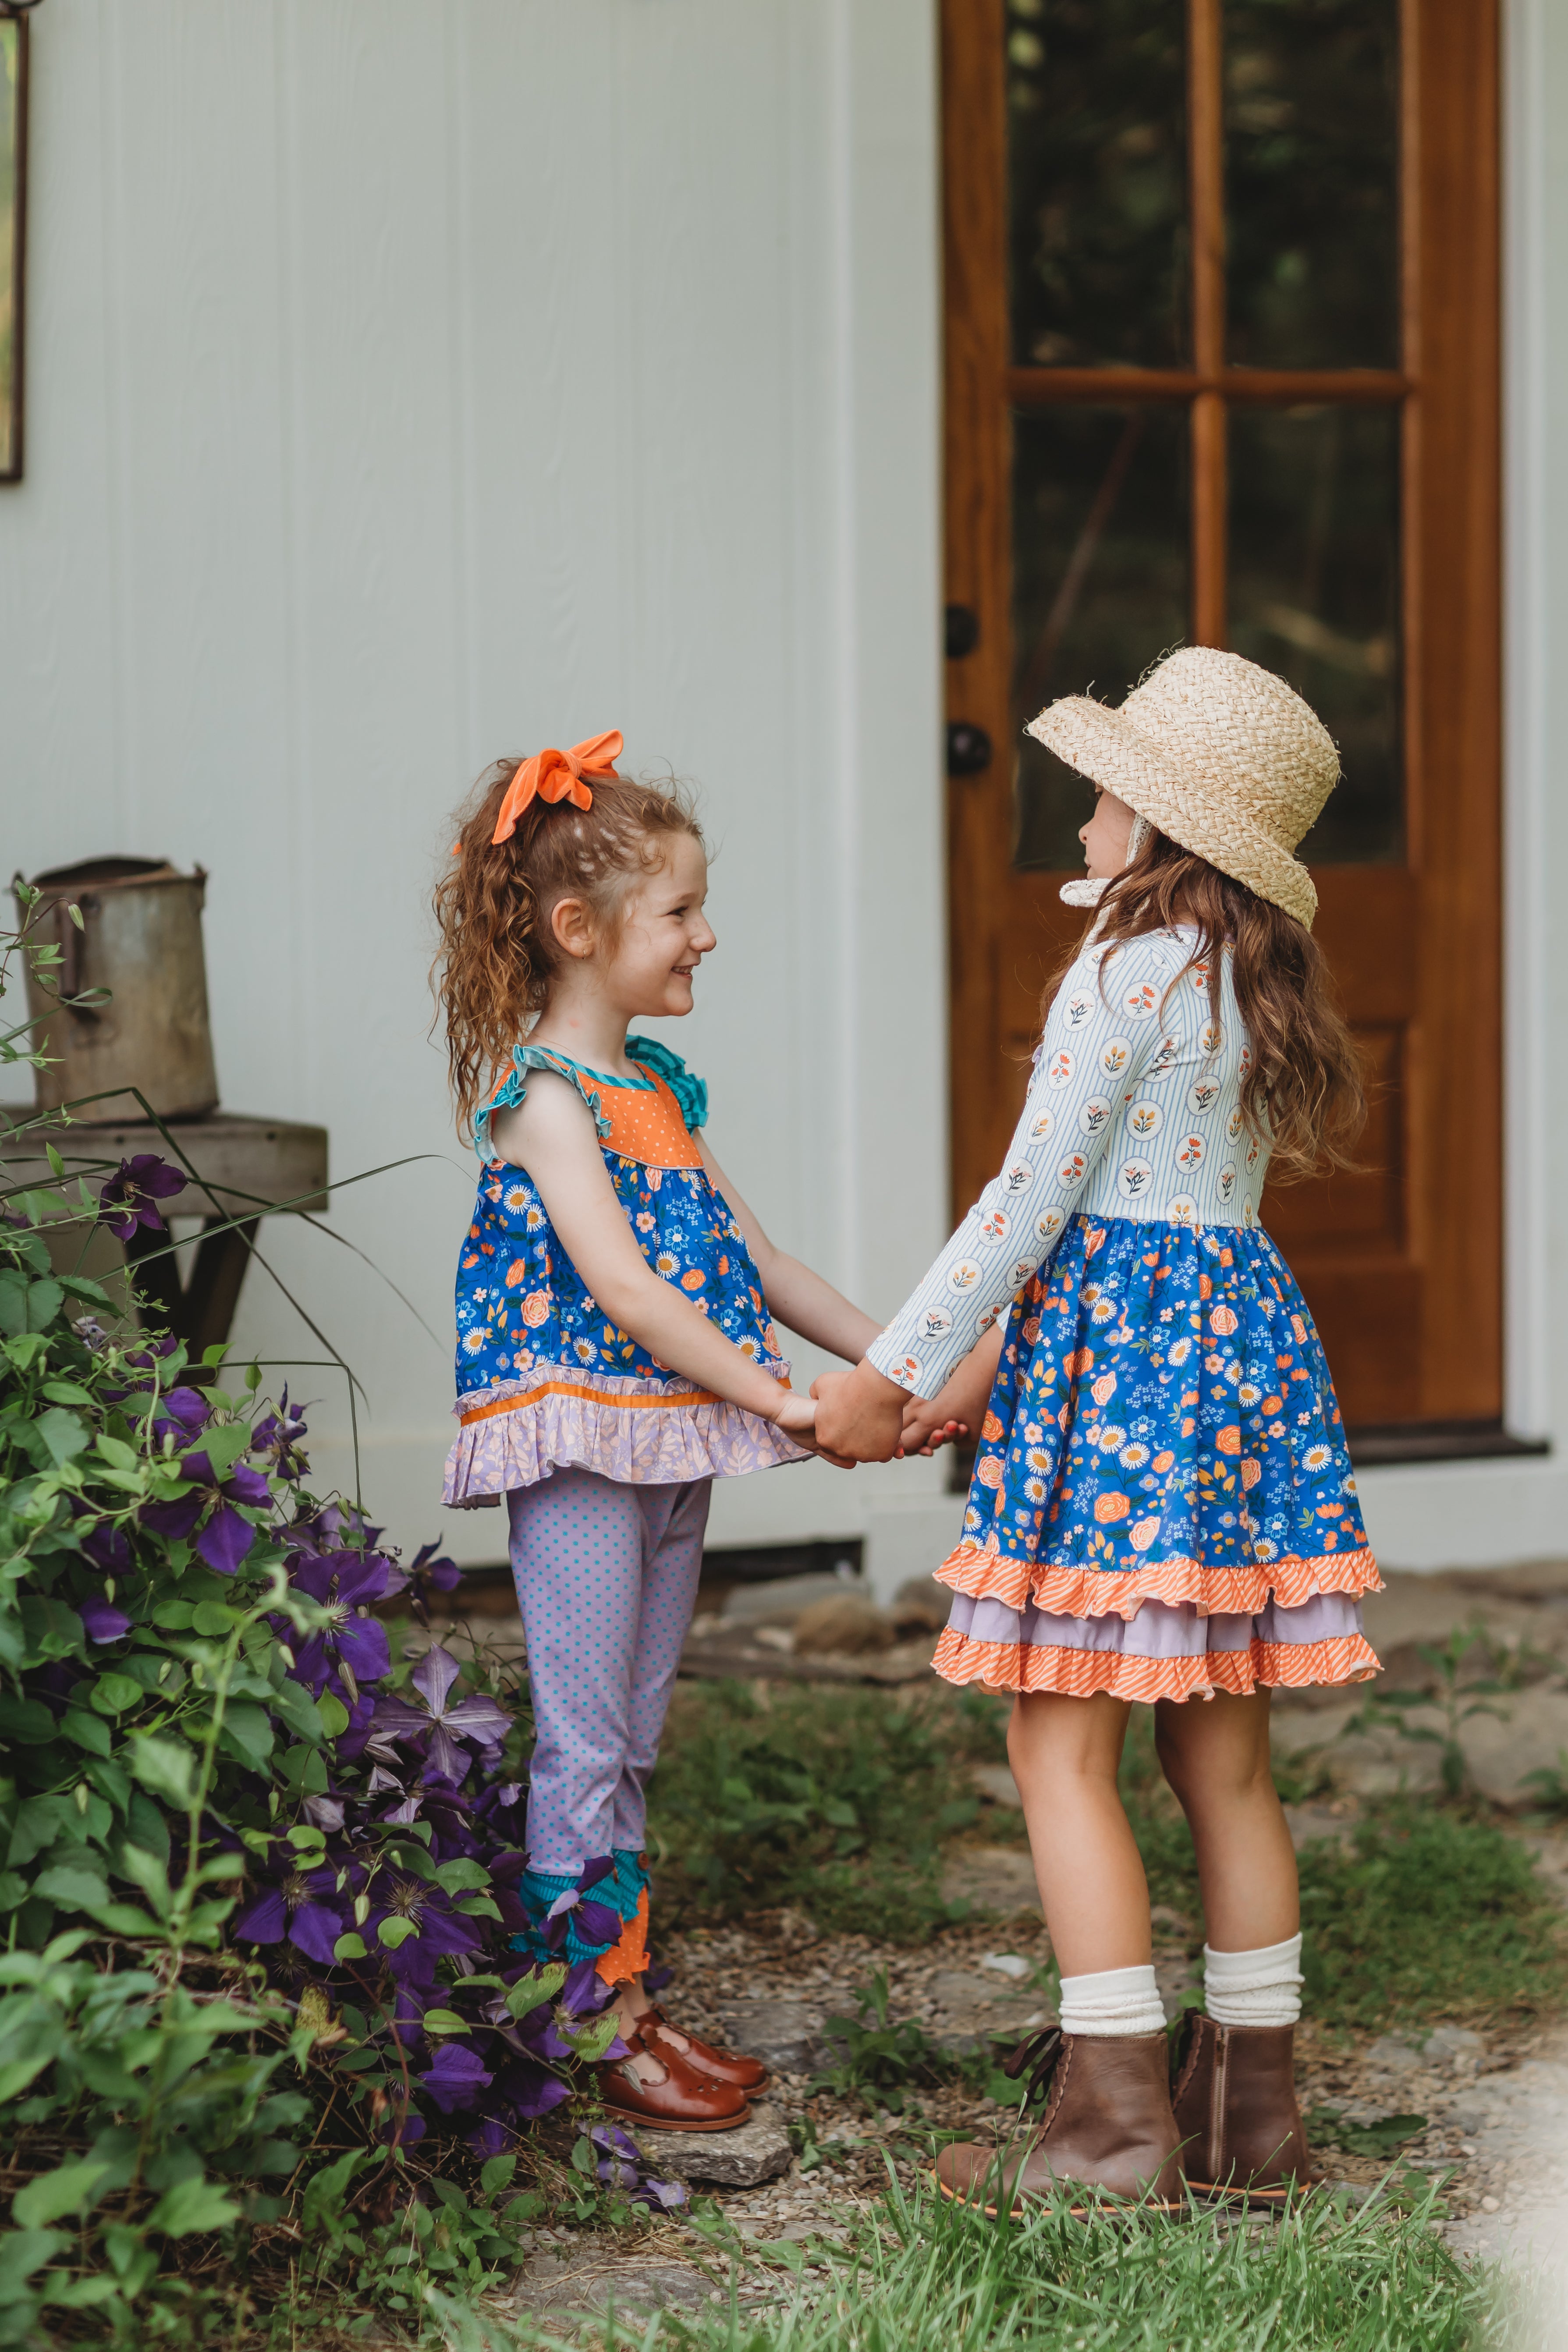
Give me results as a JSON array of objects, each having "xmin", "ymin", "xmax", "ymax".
[{"xmin": 934, "ymin": 1214, "xmax": 1381, "ymax": 1703}]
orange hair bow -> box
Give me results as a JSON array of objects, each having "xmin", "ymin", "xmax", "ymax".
[{"xmin": 490, "ymin": 730, "xmax": 624, "ymax": 844}]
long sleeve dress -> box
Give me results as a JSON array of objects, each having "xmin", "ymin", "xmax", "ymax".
[{"xmin": 869, "ymin": 925, "xmax": 1381, "ymax": 1703}]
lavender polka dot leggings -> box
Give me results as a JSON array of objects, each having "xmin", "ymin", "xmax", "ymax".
[{"xmin": 506, "ymin": 1467, "xmax": 710, "ymax": 1874}]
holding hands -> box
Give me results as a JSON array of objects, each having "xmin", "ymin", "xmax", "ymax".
[{"xmin": 810, "ymin": 1323, "xmax": 1004, "ymax": 1464}]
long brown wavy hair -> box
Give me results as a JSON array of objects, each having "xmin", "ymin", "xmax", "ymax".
[
  {"xmin": 1046, "ymin": 829, "xmax": 1366, "ymax": 1181},
  {"xmin": 431, "ymin": 760, "xmax": 704, "ymax": 1135}
]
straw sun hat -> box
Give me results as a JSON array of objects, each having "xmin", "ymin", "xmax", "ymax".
[{"xmin": 1028, "ymin": 645, "xmax": 1340, "ymax": 930}]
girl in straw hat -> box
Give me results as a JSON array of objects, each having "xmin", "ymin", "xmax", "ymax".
[{"xmin": 815, "ymin": 646, "xmax": 1378, "ymax": 2215}]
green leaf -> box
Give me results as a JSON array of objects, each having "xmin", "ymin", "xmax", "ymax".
[
  {"xmin": 38, "ymin": 2274, "xmax": 119, "ymax": 2310},
  {"xmin": 82, "ymin": 1904, "xmax": 162, "ymax": 1940},
  {"xmin": 0, "ymin": 1697, "xmax": 59, "ymax": 1746},
  {"xmin": 479, "ymin": 2154, "xmax": 516, "ymax": 2198},
  {"xmin": 6, "ymin": 1797, "xmax": 73, "ymax": 1870},
  {"xmin": 30, "ymin": 1866, "xmax": 109, "ymax": 1914},
  {"xmin": 376, "ymin": 1916, "xmax": 418, "ymax": 1951},
  {"xmin": 316, "ymin": 1690, "xmax": 351, "ymax": 1739},
  {"xmin": 561, "ymin": 2012, "xmax": 621, "ymax": 2063},
  {"xmin": 146, "ymin": 2177, "xmax": 241, "ymax": 2238},
  {"xmin": 421, "ymin": 2010, "xmax": 470, "ymax": 2036},
  {"xmin": 191, "ymin": 1601, "xmax": 237, "ymax": 1637},
  {"xmin": 331, "ymin": 1932, "xmax": 368, "ymax": 1962},
  {"xmin": 58, "ymin": 1710, "xmax": 111, "ymax": 1759},
  {"xmin": 0, "ymin": 2056, "xmax": 54, "ymax": 2103},
  {"xmin": 217, "ymin": 1705, "xmax": 273, "ymax": 1773},
  {"xmin": 196, "ymin": 1425, "xmax": 251, "ymax": 1479},
  {"xmin": 117, "ymin": 1845, "xmax": 172, "ymax": 1919},
  {"xmin": 33, "ymin": 1409, "xmax": 86, "ymax": 1467},
  {"xmin": 88, "ymin": 1674, "xmax": 143, "ymax": 1718},
  {"xmin": 299, "ymin": 2150, "xmax": 365, "ymax": 2235},
  {"xmin": 12, "ymin": 2161, "xmax": 111, "ymax": 2229},
  {"xmin": 433, "ymin": 1858, "xmax": 491, "ymax": 1894},
  {"xmin": 0, "ymin": 1276, "xmax": 63, "ymax": 1337},
  {"xmin": 125, "ymin": 1735, "xmax": 194, "ymax": 1810},
  {"xmin": 93, "ymin": 1434, "xmax": 140, "ymax": 1473},
  {"xmin": 505, "ymin": 1965, "xmax": 566, "ymax": 2022},
  {"xmin": 0, "ymin": 2229, "xmax": 70, "ymax": 2301},
  {"xmin": 56, "ymin": 1275, "xmax": 111, "ymax": 1309},
  {"xmin": 40, "ymin": 1382, "xmax": 94, "ymax": 1408}
]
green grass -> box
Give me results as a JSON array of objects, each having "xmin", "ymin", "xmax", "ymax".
[
  {"xmin": 649, "ymin": 1681, "xmax": 1568, "ymax": 2034},
  {"xmin": 470, "ymin": 2172, "xmax": 1526, "ymax": 2352},
  {"xmin": 646, "ymin": 1681, "xmax": 1003, "ymax": 1938}
]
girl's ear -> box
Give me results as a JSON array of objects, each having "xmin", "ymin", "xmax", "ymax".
[{"xmin": 550, "ymin": 896, "xmax": 596, "ymax": 961}]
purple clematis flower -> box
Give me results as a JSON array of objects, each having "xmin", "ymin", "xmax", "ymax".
[
  {"xmin": 151, "ymin": 1386, "xmax": 211, "ymax": 1446},
  {"xmin": 284, "ymin": 1547, "xmax": 393, "ymax": 1703},
  {"xmin": 234, "ymin": 1846, "xmax": 348, "ymax": 1966},
  {"xmin": 78, "ymin": 1597, "xmax": 131, "ymax": 1644},
  {"xmin": 420, "ymin": 2043, "xmax": 493, "ymax": 2115},
  {"xmin": 252, "ymin": 1387, "xmax": 309, "ymax": 1483},
  {"xmin": 96, "ymin": 1154, "xmax": 188, "ymax": 1241},
  {"xmin": 405, "ymin": 1540, "xmax": 463, "ymax": 1628},
  {"xmin": 365, "ymin": 1646, "xmax": 511, "ymax": 1788},
  {"xmin": 78, "ymin": 1517, "xmax": 132, "ymax": 1577},
  {"xmin": 139, "ymin": 1446, "xmax": 271, "ymax": 1575},
  {"xmin": 364, "ymin": 1871, "xmax": 485, "ymax": 1983}
]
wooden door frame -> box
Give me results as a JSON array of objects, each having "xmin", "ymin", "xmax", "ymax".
[{"xmin": 941, "ymin": 0, "xmax": 1501, "ymax": 1431}]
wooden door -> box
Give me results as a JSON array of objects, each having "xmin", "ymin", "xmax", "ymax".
[{"xmin": 943, "ymin": 0, "xmax": 1501, "ymax": 1438}]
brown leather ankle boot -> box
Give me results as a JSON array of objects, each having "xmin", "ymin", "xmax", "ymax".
[
  {"xmin": 1171, "ymin": 2014, "xmax": 1312, "ymax": 2204},
  {"xmin": 935, "ymin": 2028, "xmax": 1184, "ymax": 2217}
]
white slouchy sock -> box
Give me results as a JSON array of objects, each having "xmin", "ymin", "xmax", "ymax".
[
  {"xmin": 1203, "ymin": 1934, "xmax": 1303, "ymax": 2029},
  {"xmin": 1057, "ymin": 1962, "xmax": 1167, "ymax": 2038}
]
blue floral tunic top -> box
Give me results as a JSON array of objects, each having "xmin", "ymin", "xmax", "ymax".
[{"xmin": 443, "ymin": 1036, "xmax": 806, "ymax": 1501}]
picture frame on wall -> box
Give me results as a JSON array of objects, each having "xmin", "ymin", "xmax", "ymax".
[{"xmin": 1, "ymin": 14, "xmax": 27, "ymax": 483}]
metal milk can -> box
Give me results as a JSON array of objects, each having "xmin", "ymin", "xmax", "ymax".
[{"xmin": 18, "ymin": 857, "xmax": 220, "ymax": 1120}]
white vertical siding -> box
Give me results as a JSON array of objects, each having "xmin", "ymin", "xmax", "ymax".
[{"xmin": 0, "ymin": 0, "xmax": 955, "ymax": 1576}]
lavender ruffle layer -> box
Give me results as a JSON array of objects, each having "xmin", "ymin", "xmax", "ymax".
[
  {"xmin": 945, "ymin": 1586, "xmax": 1366, "ymax": 1660},
  {"xmin": 443, "ymin": 1367, "xmax": 810, "ymax": 1503}
]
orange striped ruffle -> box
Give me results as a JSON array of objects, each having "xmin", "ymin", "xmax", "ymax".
[
  {"xmin": 931, "ymin": 1625, "xmax": 1381, "ymax": 1704},
  {"xmin": 934, "ymin": 1540, "xmax": 1381, "ymax": 1624},
  {"xmin": 459, "ymin": 1373, "xmax": 788, "ymax": 1427}
]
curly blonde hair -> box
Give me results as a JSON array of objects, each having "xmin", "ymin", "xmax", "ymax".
[{"xmin": 431, "ymin": 761, "xmax": 703, "ymax": 1135}]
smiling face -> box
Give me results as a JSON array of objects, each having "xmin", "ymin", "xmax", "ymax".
[
  {"xmin": 1078, "ymin": 783, "xmax": 1137, "ymax": 878},
  {"xmin": 550, "ymin": 829, "xmax": 716, "ymax": 1021}
]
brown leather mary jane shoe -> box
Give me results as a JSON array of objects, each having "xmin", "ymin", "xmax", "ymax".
[
  {"xmin": 599, "ymin": 2018, "xmax": 753, "ymax": 2133},
  {"xmin": 1171, "ymin": 2014, "xmax": 1313, "ymax": 2206},
  {"xmin": 642, "ymin": 2004, "xmax": 768, "ymax": 2094},
  {"xmin": 935, "ymin": 2027, "xmax": 1184, "ymax": 2218}
]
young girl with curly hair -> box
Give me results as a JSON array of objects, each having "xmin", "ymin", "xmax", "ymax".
[{"xmin": 433, "ymin": 732, "xmax": 878, "ymax": 2133}]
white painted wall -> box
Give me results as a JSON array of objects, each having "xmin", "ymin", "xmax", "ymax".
[
  {"xmin": 0, "ymin": 0, "xmax": 962, "ymax": 1590},
  {"xmin": 7, "ymin": 0, "xmax": 1562, "ymax": 1588}
]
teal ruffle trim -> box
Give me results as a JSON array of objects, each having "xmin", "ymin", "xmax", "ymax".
[{"xmin": 626, "ymin": 1035, "xmax": 708, "ymax": 1132}]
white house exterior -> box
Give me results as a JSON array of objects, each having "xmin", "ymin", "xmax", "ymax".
[{"xmin": 2, "ymin": 0, "xmax": 1565, "ymax": 1593}]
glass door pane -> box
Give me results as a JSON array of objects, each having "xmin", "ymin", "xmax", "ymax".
[
  {"xmin": 1227, "ymin": 404, "xmax": 1402, "ymax": 864},
  {"xmin": 1223, "ymin": 0, "xmax": 1400, "ymax": 367},
  {"xmin": 1007, "ymin": 0, "xmax": 1188, "ymax": 366},
  {"xmin": 1012, "ymin": 406, "xmax": 1190, "ymax": 869}
]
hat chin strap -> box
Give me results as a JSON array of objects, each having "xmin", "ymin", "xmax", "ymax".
[{"xmin": 1059, "ymin": 810, "xmax": 1151, "ymax": 910}]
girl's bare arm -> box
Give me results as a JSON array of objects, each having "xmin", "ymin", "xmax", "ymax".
[{"xmin": 696, "ymin": 1135, "xmax": 884, "ymax": 1366}]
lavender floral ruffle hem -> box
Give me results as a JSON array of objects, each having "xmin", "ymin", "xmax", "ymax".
[{"xmin": 443, "ymin": 1366, "xmax": 809, "ymax": 1504}]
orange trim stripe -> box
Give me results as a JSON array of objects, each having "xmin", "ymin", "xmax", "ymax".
[
  {"xmin": 459, "ymin": 1379, "xmax": 723, "ymax": 1427},
  {"xmin": 934, "ymin": 1540, "xmax": 1381, "ymax": 1622},
  {"xmin": 932, "ymin": 1626, "xmax": 1381, "ymax": 1704}
]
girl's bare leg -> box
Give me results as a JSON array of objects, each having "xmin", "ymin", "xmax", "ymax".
[
  {"xmin": 1007, "ymin": 1689, "xmax": 1152, "ymax": 1973},
  {"xmin": 1153, "ymin": 1689, "xmax": 1298, "ymax": 1950}
]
